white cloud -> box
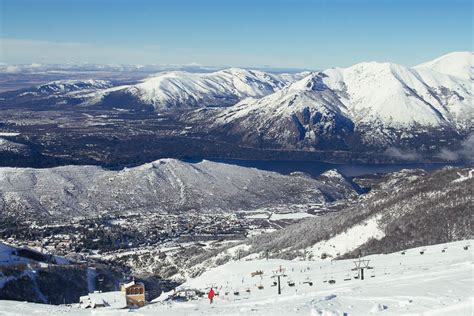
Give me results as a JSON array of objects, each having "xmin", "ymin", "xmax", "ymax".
[
  {"xmin": 435, "ymin": 134, "xmax": 474, "ymax": 163},
  {"xmin": 384, "ymin": 147, "xmax": 421, "ymax": 161}
]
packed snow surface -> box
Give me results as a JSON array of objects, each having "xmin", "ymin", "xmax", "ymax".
[{"xmin": 0, "ymin": 240, "xmax": 472, "ymax": 315}]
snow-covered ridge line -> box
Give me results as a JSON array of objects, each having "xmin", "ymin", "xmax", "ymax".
[
  {"xmin": 186, "ymin": 51, "xmax": 473, "ymax": 150},
  {"xmin": 85, "ymin": 67, "xmax": 303, "ymax": 110}
]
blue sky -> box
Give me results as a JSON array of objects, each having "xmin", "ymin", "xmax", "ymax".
[{"xmin": 0, "ymin": 0, "xmax": 472, "ymax": 69}]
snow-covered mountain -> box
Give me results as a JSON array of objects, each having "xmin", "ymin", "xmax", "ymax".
[
  {"xmin": 0, "ymin": 159, "xmax": 357, "ymax": 221},
  {"xmin": 415, "ymin": 51, "xmax": 473, "ymax": 80},
  {"xmin": 1, "ymin": 52, "xmax": 472, "ymax": 159},
  {"xmin": 1, "ymin": 79, "xmax": 113, "ymax": 98},
  {"xmin": 34, "ymin": 79, "xmax": 113, "ymax": 94},
  {"xmin": 192, "ymin": 73, "xmax": 356, "ymax": 148},
  {"xmin": 187, "ymin": 52, "xmax": 473, "ymax": 150},
  {"xmin": 0, "ymin": 68, "xmax": 304, "ymax": 111},
  {"xmin": 84, "ymin": 68, "xmax": 302, "ymax": 110},
  {"xmin": 323, "ymin": 59, "xmax": 472, "ymax": 128}
]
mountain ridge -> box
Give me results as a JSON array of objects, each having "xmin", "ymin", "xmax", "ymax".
[
  {"xmin": 185, "ymin": 52, "xmax": 473, "ymax": 152},
  {"xmin": 0, "ymin": 158, "xmax": 358, "ymax": 221}
]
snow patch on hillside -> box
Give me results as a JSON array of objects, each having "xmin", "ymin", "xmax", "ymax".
[{"xmin": 309, "ymin": 214, "xmax": 385, "ymax": 258}]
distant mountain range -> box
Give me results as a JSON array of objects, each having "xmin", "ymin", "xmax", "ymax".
[
  {"xmin": 0, "ymin": 51, "xmax": 472, "ymax": 161},
  {"xmin": 83, "ymin": 68, "xmax": 305, "ymax": 110},
  {"xmin": 186, "ymin": 52, "xmax": 472, "ymax": 152}
]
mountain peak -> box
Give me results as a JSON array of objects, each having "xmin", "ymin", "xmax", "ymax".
[{"xmin": 415, "ymin": 51, "xmax": 473, "ymax": 80}]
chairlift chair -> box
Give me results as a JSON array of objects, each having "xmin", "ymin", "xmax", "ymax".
[
  {"xmin": 328, "ymin": 279, "xmax": 336, "ymax": 284},
  {"xmin": 303, "ymin": 277, "xmax": 313, "ymax": 286},
  {"xmin": 343, "ymin": 271, "xmax": 351, "ymax": 281}
]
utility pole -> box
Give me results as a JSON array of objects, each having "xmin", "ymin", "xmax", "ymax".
[
  {"xmin": 352, "ymin": 255, "xmax": 372, "ymax": 280},
  {"xmin": 272, "ymin": 265, "xmax": 286, "ymax": 295},
  {"xmin": 277, "ymin": 275, "xmax": 281, "ymax": 295},
  {"xmin": 266, "ymin": 250, "xmax": 269, "ymax": 261}
]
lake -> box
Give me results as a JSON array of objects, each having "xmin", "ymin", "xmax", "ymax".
[{"xmin": 201, "ymin": 159, "xmax": 466, "ymax": 177}]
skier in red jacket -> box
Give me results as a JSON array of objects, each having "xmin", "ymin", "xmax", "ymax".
[{"xmin": 208, "ymin": 287, "xmax": 215, "ymax": 304}]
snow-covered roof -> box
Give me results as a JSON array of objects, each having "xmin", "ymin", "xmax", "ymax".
[
  {"xmin": 87, "ymin": 291, "xmax": 127, "ymax": 309},
  {"xmin": 122, "ymin": 280, "xmax": 143, "ymax": 288}
]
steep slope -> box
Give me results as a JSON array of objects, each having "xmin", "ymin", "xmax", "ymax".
[
  {"xmin": 415, "ymin": 51, "xmax": 473, "ymax": 80},
  {"xmin": 187, "ymin": 53, "xmax": 473, "ymax": 151},
  {"xmin": 0, "ymin": 159, "xmax": 358, "ymax": 221},
  {"xmin": 323, "ymin": 61, "xmax": 472, "ymax": 128},
  {"xmin": 190, "ymin": 73, "xmax": 355, "ymax": 149}
]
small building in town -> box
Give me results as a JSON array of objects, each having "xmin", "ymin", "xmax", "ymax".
[{"xmin": 120, "ymin": 280, "xmax": 146, "ymax": 307}]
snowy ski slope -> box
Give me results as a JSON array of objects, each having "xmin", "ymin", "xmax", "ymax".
[{"xmin": 0, "ymin": 240, "xmax": 472, "ymax": 315}]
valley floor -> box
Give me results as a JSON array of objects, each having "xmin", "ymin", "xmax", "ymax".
[{"xmin": 0, "ymin": 240, "xmax": 472, "ymax": 316}]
